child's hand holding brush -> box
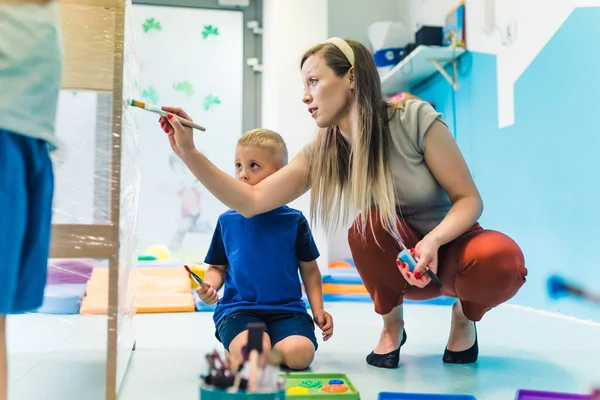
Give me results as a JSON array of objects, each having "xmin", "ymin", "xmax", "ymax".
[{"xmin": 196, "ymin": 283, "xmax": 219, "ymax": 305}]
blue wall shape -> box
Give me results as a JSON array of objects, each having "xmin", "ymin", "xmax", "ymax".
[{"xmin": 413, "ymin": 7, "xmax": 600, "ymax": 321}]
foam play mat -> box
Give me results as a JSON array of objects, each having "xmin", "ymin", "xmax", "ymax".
[
  {"xmin": 37, "ymin": 283, "xmax": 87, "ymax": 314},
  {"xmin": 79, "ymin": 267, "xmax": 195, "ymax": 314},
  {"xmin": 322, "ymin": 268, "xmax": 363, "ymax": 285},
  {"xmin": 320, "ymin": 263, "xmax": 455, "ymax": 306},
  {"xmin": 193, "ymin": 289, "xmax": 217, "ymax": 312}
]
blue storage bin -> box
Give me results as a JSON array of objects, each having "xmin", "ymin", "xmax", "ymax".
[{"xmin": 378, "ymin": 392, "xmax": 476, "ymax": 400}]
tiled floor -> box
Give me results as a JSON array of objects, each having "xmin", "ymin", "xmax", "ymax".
[{"xmin": 7, "ymin": 302, "xmax": 600, "ymax": 399}]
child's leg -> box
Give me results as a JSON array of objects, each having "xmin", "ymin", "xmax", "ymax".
[
  {"xmin": 266, "ymin": 311, "xmax": 317, "ymax": 371},
  {"xmin": 215, "ymin": 311, "xmax": 271, "ymax": 370}
]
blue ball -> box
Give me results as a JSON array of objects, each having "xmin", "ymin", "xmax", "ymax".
[{"xmin": 329, "ymin": 379, "xmax": 344, "ymax": 385}]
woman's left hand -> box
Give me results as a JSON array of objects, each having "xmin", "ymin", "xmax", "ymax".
[{"xmin": 398, "ymin": 235, "xmax": 440, "ymax": 288}]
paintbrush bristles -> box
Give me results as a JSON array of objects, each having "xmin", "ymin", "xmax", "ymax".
[{"xmin": 130, "ymin": 99, "xmax": 145, "ymax": 108}]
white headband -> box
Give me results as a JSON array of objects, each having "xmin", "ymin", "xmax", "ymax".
[{"xmin": 325, "ymin": 37, "xmax": 355, "ymax": 66}]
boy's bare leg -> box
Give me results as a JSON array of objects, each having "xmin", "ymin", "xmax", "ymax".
[
  {"xmin": 273, "ymin": 335, "xmax": 315, "ymax": 370},
  {"xmin": 227, "ymin": 330, "xmax": 271, "ymax": 371},
  {"xmin": 0, "ymin": 315, "xmax": 6, "ymax": 400}
]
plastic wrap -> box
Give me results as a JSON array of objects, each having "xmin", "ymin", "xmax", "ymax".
[{"xmin": 44, "ymin": 0, "xmax": 141, "ymax": 394}]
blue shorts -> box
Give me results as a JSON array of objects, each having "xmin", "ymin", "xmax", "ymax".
[
  {"xmin": 0, "ymin": 130, "xmax": 54, "ymax": 314},
  {"xmin": 215, "ymin": 309, "xmax": 318, "ymax": 352}
]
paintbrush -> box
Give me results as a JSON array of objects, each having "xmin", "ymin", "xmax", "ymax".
[
  {"xmin": 548, "ymin": 275, "xmax": 600, "ymax": 305},
  {"xmin": 129, "ymin": 99, "xmax": 206, "ymax": 132},
  {"xmin": 184, "ymin": 265, "xmax": 205, "ymax": 288}
]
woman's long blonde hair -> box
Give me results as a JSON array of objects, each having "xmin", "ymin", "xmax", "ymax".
[{"xmin": 300, "ymin": 39, "xmax": 399, "ymax": 242}]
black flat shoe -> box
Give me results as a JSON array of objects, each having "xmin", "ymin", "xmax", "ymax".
[
  {"xmin": 443, "ymin": 322, "xmax": 478, "ymax": 364},
  {"xmin": 366, "ymin": 329, "xmax": 407, "ymax": 369}
]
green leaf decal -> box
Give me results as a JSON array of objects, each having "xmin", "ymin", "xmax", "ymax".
[
  {"xmin": 142, "ymin": 86, "xmax": 159, "ymax": 104},
  {"xmin": 202, "ymin": 25, "xmax": 219, "ymax": 39},
  {"xmin": 202, "ymin": 94, "xmax": 221, "ymax": 111},
  {"xmin": 143, "ymin": 18, "xmax": 162, "ymax": 33},
  {"xmin": 173, "ymin": 81, "xmax": 195, "ymax": 97}
]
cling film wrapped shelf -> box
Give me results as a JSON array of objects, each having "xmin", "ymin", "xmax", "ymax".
[{"xmin": 47, "ymin": 0, "xmax": 141, "ymax": 396}]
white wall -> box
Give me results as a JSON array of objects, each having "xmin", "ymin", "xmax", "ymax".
[
  {"xmin": 398, "ymin": 0, "xmax": 459, "ymax": 34},
  {"xmin": 328, "ymin": 0, "xmax": 404, "ymax": 49},
  {"xmin": 400, "ymin": 0, "xmax": 600, "ymax": 128},
  {"xmin": 465, "ymin": 0, "xmax": 600, "ymax": 128},
  {"xmin": 261, "ymin": 0, "xmax": 329, "ymax": 271}
]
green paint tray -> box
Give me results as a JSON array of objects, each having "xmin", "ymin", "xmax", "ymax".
[{"xmin": 283, "ymin": 372, "xmax": 360, "ymax": 399}]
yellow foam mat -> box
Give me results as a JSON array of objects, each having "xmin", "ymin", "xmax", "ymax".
[{"xmin": 80, "ymin": 267, "xmax": 195, "ymax": 314}]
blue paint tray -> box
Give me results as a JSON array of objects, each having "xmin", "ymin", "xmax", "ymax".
[{"xmin": 378, "ymin": 392, "xmax": 476, "ymax": 400}]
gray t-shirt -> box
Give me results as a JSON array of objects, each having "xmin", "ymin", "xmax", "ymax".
[
  {"xmin": 388, "ymin": 99, "xmax": 452, "ymax": 236},
  {"xmin": 0, "ymin": 2, "xmax": 62, "ymax": 148},
  {"xmin": 304, "ymin": 99, "xmax": 452, "ymax": 236}
]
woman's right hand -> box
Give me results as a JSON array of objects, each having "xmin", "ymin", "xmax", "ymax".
[{"xmin": 158, "ymin": 106, "xmax": 196, "ymax": 157}]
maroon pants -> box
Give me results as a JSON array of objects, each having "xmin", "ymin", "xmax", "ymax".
[{"xmin": 348, "ymin": 209, "xmax": 527, "ymax": 321}]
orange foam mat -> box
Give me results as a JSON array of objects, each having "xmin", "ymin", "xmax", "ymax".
[
  {"xmin": 80, "ymin": 267, "xmax": 195, "ymax": 314},
  {"xmin": 321, "ymin": 283, "xmax": 368, "ymax": 294}
]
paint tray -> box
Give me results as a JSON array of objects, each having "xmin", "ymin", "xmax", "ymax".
[
  {"xmin": 284, "ymin": 372, "xmax": 360, "ymax": 399},
  {"xmin": 515, "ymin": 389, "xmax": 592, "ymax": 400},
  {"xmin": 378, "ymin": 393, "xmax": 476, "ymax": 400}
]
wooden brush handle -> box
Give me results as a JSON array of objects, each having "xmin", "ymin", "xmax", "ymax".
[{"xmin": 178, "ymin": 116, "xmax": 206, "ymax": 132}]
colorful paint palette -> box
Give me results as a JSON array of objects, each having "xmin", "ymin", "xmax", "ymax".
[{"xmin": 284, "ymin": 373, "xmax": 360, "ymax": 399}]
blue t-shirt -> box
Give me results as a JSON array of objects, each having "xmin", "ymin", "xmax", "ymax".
[{"xmin": 205, "ymin": 206, "xmax": 320, "ymax": 325}]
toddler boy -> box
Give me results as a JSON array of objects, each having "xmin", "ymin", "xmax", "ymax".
[{"xmin": 196, "ymin": 129, "xmax": 333, "ymax": 371}]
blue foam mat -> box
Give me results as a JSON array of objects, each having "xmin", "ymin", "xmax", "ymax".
[
  {"xmin": 193, "ymin": 290, "xmax": 217, "ymax": 312},
  {"xmin": 323, "ymin": 293, "xmax": 455, "ymax": 306},
  {"xmin": 378, "ymin": 392, "xmax": 476, "ymax": 400},
  {"xmin": 193, "ymin": 293, "xmax": 313, "ymax": 312},
  {"xmin": 322, "ymin": 268, "xmax": 363, "ymax": 285},
  {"xmin": 193, "ymin": 291, "xmax": 454, "ymax": 311},
  {"xmin": 36, "ymin": 283, "xmax": 87, "ymax": 314}
]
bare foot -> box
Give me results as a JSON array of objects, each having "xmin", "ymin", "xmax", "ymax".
[
  {"xmin": 446, "ymin": 301, "xmax": 476, "ymax": 352},
  {"xmin": 373, "ymin": 323, "xmax": 404, "ymax": 354}
]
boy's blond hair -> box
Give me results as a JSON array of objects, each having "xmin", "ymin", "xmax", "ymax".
[{"xmin": 237, "ymin": 128, "xmax": 289, "ymax": 166}]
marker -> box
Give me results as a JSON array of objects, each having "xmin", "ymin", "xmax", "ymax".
[
  {"xmin": 184, "ymin": 265, "xmax": 205, "ymax": 287},
  {"xmin": 397, "ymin": 247, "xmax": 443, "ymax": 288},
  {"xmin": 129, "ymin": 99, "xmax": 206, "ymax": 132}
]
